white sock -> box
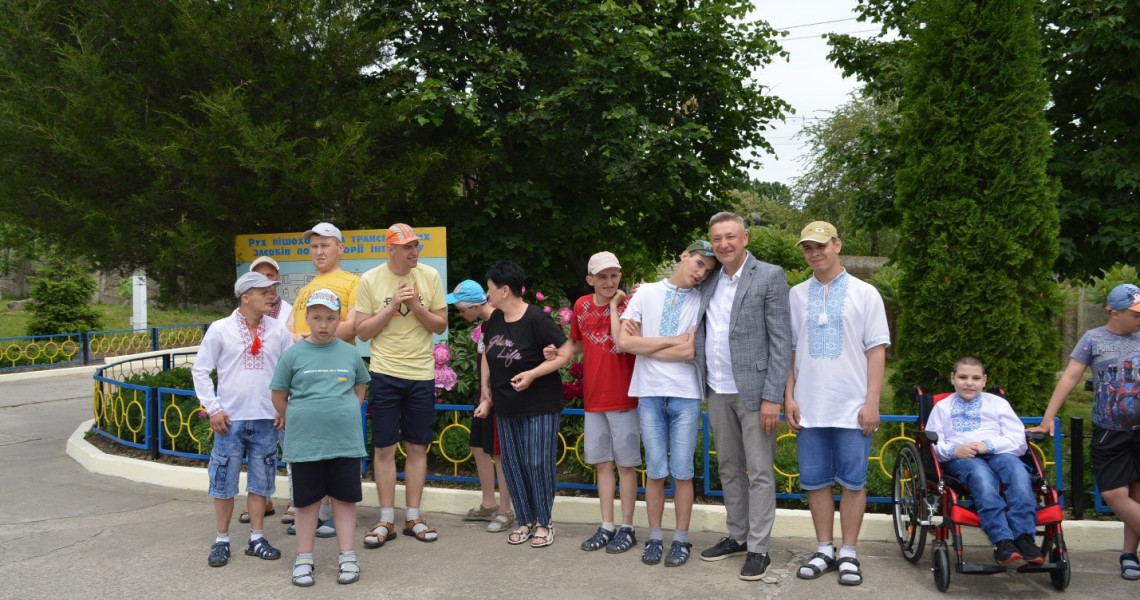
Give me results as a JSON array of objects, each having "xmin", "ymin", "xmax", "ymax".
[
  {"xmin": 380, "ymin": 507, "xmax": 395, "ymax": 524},
  {"xmin": 318, "ymin": 500, "xmax": 333, "ymax": 522},
  {"xmin": 601, "ymin": 522, "xmax": 615, "ymax": 532},
  {"xmin": 818, "ymin": 541, "xmax": 835, "ymax": 557},
  {"xmin": 406, "ymin": 506, "xmax": 420, "ymax": 521},
  {"xmin": 215, "ymin": 532, "xmax": 230, "ymax": 544},
  {"xmin": 250, "ymin": 529, "xmax": 263, "ymax": 542}
]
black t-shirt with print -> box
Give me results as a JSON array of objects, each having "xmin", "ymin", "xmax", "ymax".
[{"xmin": 482, "ymin": 304, "xmax": 568, "ymax": 417}]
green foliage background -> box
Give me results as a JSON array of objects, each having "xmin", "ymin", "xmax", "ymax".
[
  {"xmin": 892, "ymin": 0, "xmax": 1062, "ymax": 413},
  {"xmin": 25, "ymin": 253, "xmax": 103, "ymax": 335}
]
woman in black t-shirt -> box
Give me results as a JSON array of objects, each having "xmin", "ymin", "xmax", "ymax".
[{"xmin": 475, "ymin": 261, "xmax": 573, "ymax": 548}]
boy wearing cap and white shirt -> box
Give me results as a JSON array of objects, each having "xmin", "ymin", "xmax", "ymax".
[
  {"xmin": 1034, "ymin": 283, "xmax": 1140, "ymax": 580},
  {"xmin": 272, "ymin": 289, "xmax": 371, "ymax": 586},
  {"xmin": 250, "ymin": 256, "xmax": 294, "ymax": 328},
  {"xmin": 193, "ymin": 272, "xmax": 294, "ymax": 568},
  {"xmin": 291, "ymin": 222, "xmax": 359, "ymax": 343},
  {"xmin": 447, "ymin": 280, "xmax": 515, "ymax": 533},
  {"xmin": 569, "ymin": 252, "xmax": 640, "ymax": 555},
  {"xmin": 355, "ymin": 223, "xmax": 447, "ymax": 547},
  {"xmin": 784, "ymin": 221, "xmax": 890, "ymax": 587},
  {"xmin": 610, "ymin": 241, "xmax": 719, "ymax": 567}
]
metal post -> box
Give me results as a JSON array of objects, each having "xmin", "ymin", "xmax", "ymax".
[
  {"xmin": 81, "ymin": 331, "xmax": 90, "ymax": 366},
  {"xmin": 1070, "ymin": 416, "xmax": 1084, "ymax": 520},
  {"xmin": 148, "ymin": 387, "xmax": 160, "ymax": 459}
]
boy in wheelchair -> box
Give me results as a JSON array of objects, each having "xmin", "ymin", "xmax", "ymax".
[{"xmin": 925, "ymin": 355, "xmax": 1044, "ymax": 565}]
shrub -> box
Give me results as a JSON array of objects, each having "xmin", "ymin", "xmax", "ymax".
[
  {"xmin": 25, "ymin": 252, "xmax": 102, "ymax": 335},
  {"xmin": 746, "ymin": 226, "xmax": 811, "ymax": 285},
  {"xmin": 1086, "ymin": 263, "xmax": 1140, "ymax": 306}
]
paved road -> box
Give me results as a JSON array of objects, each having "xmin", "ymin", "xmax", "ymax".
[{"xmin": 0, "ymin": 371, "xmax": 1136, "ymax": 599}]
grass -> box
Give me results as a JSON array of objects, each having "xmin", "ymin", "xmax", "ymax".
[{"xmin": 0, "ymin": 302, "xmax": 227, "ymax": 339}]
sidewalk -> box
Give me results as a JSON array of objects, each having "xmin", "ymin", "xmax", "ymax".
[{"xmin": 1, "ymin": 371, "xmax": 1136, "ymax": 599}]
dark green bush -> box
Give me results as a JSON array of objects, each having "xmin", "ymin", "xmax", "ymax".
[{"xmin": 25, "ymin": 252, "xmax": 102, "ymax": 336}]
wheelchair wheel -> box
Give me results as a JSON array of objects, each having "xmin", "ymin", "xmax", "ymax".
[
  {"xmin": 932, "ymin": 541, "xmax": 951, "ymax": 592},
  {"xmin": 1049, "ymin": 533, "xmax": 1070, "ymax": 591},
  {"xmin": 892, "ymin": 441, "xmax": 927, "ymax": 563}
]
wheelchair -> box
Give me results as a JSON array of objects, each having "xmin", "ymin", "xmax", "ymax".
[{"xmin": 890, "ymin": 386, "xmax": 1070, "ymax": 592}]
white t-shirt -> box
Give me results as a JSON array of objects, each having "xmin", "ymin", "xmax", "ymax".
[
  {"xmin": 789, "ymin": 270, "xmax": 891, "ymax": 428},
  {"xmin": 622, "ymin": 280, "xmax": 703, "ymax": 399}
]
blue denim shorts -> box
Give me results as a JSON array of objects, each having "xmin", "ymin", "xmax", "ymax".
[
  {"xmin": 796, "ymin": 427, "xmax": 872, "ymax": 491},
  {"xmin": 208, "ymin": 419, "xmax": 278, "ymax": 499},
  {"xmin": 638, "ymin": 397, "xmax": 701, "ymax": 481}
]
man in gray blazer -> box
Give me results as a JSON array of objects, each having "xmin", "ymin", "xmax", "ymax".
[{"xmin": 695, "ymin": 212, "xmax": 792, "ymax": 581}]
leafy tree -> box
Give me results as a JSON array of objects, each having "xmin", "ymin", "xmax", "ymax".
[
  {"xmin": 792, "ymin": 90, "xmax": 900, "ymax": 255},
  {"xmin": 828, "ymin": 0, "xmax": 1140, "ymax": 280},
  {"xmin": 26, "ymin": 252, "xmax": 102, "ymax": 335},
  {"xmin": 366, "ymin": 0, "xmax": 792, "ymax": 299},
  {"xmin": 1043, "ymin": 0, "xmax": 1140, "ymax": 278},
  {"xmin": 0, "ymin": 0, "xmax": 463, "ymax": 304},
  {"xmin": 892, "ymin": 0, "xmax": 1062, "ymax": 414}
]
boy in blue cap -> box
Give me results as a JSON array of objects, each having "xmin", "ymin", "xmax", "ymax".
[{"xmin": 1035, "ymin": 283, "xmax": 1140, "ymax": 580}]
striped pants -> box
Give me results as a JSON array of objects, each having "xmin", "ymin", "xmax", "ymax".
[{"xmin": 496, "ymin": 412, "xmax": 561, "ymax": 527}]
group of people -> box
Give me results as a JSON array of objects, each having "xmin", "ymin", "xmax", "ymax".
[{"xmin": 191, "ymin": 212, "xmax": 1140, "ymax": 588}]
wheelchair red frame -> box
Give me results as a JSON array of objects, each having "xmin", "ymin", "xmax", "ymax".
[{"xmin": 891, "ymin": 386, "xmax": 1070, "ymax": 591}]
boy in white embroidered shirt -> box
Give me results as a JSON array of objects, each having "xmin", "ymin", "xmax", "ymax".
[{"xmin": 925, "ymin": 355, "xmax": 1043, "ymax": 566}]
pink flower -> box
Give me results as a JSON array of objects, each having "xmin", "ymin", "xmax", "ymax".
[
  {"xmin": 521, "ymin": 286, "xmax": 527, "ymax": 295},
  {"xmin": 543, "ymin": 306, "xmax": 552, "ymax": 314},
  {"xmin": 197, "ymin": 410, "xmax": 208, "ymax": 419},
  {"xmin": 569, "ymin": 361, "xmax": 585, "ymax": 381},
  {"xmin": 433, "ymin": 343, "xmax": 451, "ymax": 366},
  {"xmin": 471, "ymin": 324, "xmax": 483, "ymax": 345},
  {"xmin": 557, "ymin": 307, "xmax": 572, "ymax": 325},
  {"xmin": 435, "ymin": 364, "xmax": 458, "ymax": 392},
  {"xmin": 535, "ymin": 292, "xmax": 546, "ymax": 301}
]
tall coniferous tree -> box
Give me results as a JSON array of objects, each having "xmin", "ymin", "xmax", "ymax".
[{"xmin": 892, "ymin": 0, "xmax": 1062, "ymax": 412}]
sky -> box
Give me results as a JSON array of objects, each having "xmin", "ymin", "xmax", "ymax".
[{"xmin": 745, "ymin": 1, "xmax": 875, "ymax": 187}]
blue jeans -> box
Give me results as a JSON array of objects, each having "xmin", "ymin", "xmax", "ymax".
[
  {"xmin": 943, "ymin": 453, "xmax": 1037, "ymax": 543},
  {"xmin": 208, "ymin": 419, "xmax": 278, "ymax": 499},
  {"xmin": 638, "ymin": 397, "xmax": 700, "ymax": 480},
  {"xmin": 796, "ymin": 427, "xmax": 873, "ymax": 490}
]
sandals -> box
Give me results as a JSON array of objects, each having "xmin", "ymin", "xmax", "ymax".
[
  {"xmin": 363, "ymin": 522, "xmax": 397, "ymax": 548},
  {"xmin": 337, "ymin": 556, "xmax": 360, "ymax": 585},
  {"xmin": 507, "ymin": 523, "xmax": 535, "ymax": 545},
  {"xmin": 292, "ymin": 558, "xmax": 315, "ymax": 587},
  {"xmin": 581, "ymin": 527, "xmax": 615, "ymax": 551},
  {"xmin": 244, "ymin": 537, "xmax": 282, "ymax": 560},
  {"xmin": 531, "ymin": 525, "xmax": 556, "ymax": 548},
  {"xmin": 239, "ymin": 501, "xmax": 275, "ymax": 524},
  {"xmin": 464, "ymin": 503, "xmax": 498, "ymax": 521},
  {"xmin": 487, "ymin": 511, "xmax": 515, "ymax": 533},
  {"xmin": 281, "ymin": 507, "xmax": 296, "ymax": 525},
  {"xmin": 837, "ymin": 556, "xmax": 863, "ymax": 586},
  {"xmin": 797, "ymin": 551, "xmax": 838, "ymax": 580},
  {"xmin": 403, "ymin": 518, "xmax": 438, "ymax": 542},
  {"xmin": 1122, "ymin": 553, "xmax": 1140, "ymax": 581}
]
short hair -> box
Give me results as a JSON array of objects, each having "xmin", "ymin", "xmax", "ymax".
[
  {"xmin": 953, "ymin": 355, "xmax": 985, "ymax": 373},
  {"xmin": 709, "ymin": 211, "xmax": 745, "ymax": 229},
  {"xmin": 454, "ymin": 301, "xmax": 482, "ymax": 310},
  {"xmin": 485, "ymin": 261, "xmax": 525, "ymax": 297}
]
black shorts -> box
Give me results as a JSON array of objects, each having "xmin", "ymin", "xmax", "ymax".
[
  {"xmin": 1090, "ymin": 426, "xmax": 1140, "ymax": 491},
  {"xmin": 470, "ymin": 408, "xmax": 499, "ymax": 455},
  {"xmin": 290, "ymin": 457, "xmax": 363, "ymax": 507}
]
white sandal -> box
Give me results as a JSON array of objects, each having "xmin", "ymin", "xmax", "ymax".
[{"xmin": 292, "ymin": 558, "xmax": 315, "ymax": 587}]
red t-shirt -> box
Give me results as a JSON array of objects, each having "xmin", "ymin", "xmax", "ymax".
[{"xmin": 570, "ymin": 294, "xmax": 637, "ymax": 412}]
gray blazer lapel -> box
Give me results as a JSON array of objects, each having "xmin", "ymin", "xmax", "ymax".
[{"xmin": 729, "ymin": 253, "xmax": 756, "ymax": 330}]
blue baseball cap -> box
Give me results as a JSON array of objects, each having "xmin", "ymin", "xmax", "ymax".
[
  {"xmin": 1107, "ymin": 283, "xmax": 1140, "ymax": 313},
  {"xmin": 446, "ymin": 280, "xmax": 487, "ymax": 305}
]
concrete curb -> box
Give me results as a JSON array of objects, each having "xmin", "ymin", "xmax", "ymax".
[{"xmin": 67, "ymin": 420, "xmax": 1123, "ymax": 549}]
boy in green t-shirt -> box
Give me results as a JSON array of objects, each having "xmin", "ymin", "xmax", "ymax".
[{"xmin": 272, "ymin": 289, "xmax": 370, "ymax": 587}]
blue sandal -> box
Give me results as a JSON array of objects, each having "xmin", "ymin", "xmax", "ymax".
[
  {"xmin": 245, "ymin": 537, "xmax": 281, "ymax": 560},
  {"xmin": 581, "ymin": 527, "xmax": 615, "ymax": 551},
  {"xmin": 1122, "ymin": 553, "xmax": 1140, "ymax": 581}
]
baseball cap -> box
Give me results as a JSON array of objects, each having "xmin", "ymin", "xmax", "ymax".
[
  {"xmin": 386, "ymin": 223, "xmax": 421, "ymax": 246},
  {"xmin": 587, "ymin": 251, "xmax": 621, "ymax": 274},
  {"xmin": 798, "ymin": 221, "xmax": 839, "ymax": 245},
  {"xmin": 249, "ymin": 256, "xmax": 280, "ymax": 273},
  {"xmin": 685, "ymin": 240, "xmax": 715, "ymax": 258},
  {"xmin": 234, "ymin": 272, "xmax": 281, "ymax": 297},
  {"xmin": 446, "ymin": 280, "xmax": 487, "ymax": 305},
  {"xmin": 1107, "ymin": 283, "xmax": 1140, "ymax": 313},
  {"xmin": 302, "ymin": 222, "xmax": 344, "ymax": 243},
  {"xmin": 305, "ymin": 288, "xmax": 342, "ymax": 311}
]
